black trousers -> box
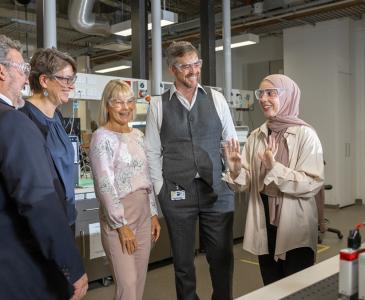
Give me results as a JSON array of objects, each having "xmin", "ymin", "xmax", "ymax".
[
  {"xmin": 258, "ymin": 194, "xmax": 315, "ymax": 285},
  {"xmin": 159, "ymin": 178, "xmax": 234, "ymax": 300}
]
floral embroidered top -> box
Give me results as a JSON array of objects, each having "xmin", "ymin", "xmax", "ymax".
[{"xmin": 89, "ymin": 127, "xmax": 158, "ymax": 229}]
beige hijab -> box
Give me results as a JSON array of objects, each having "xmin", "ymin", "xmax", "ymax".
[{"xmin": 261, "ymin": 74, "xmax": 312, "ymax": 226}]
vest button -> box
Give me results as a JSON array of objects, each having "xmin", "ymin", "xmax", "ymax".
[{"xmin": 189, "ymin": 116, "xmax": 194, "ymax": 122}]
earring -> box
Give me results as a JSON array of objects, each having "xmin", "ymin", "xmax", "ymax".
[{"xmin": 43, "ymin": 89, "xmax": 49, "ymax": 97}]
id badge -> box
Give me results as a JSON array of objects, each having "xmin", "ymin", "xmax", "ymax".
[{"xmin": 171, "ymin": 190, "xmax": 186, "ymax": 201}]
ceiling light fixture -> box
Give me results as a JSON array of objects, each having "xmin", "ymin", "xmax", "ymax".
[
  {"xmin": 215, "ymin": 33, "xmax": 259, "ymax": 51},
  {"xmin": 111, "ymin": 9, "xmax": 178, "ymax": 37},
  {"xmin": 93, "ymin": 60, "xmax": 132, "ymax": 74}
]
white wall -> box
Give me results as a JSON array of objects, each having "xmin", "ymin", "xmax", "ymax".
[{"xmin": 284, "ymin": 18, "xmax": 357, "ymax": 206}]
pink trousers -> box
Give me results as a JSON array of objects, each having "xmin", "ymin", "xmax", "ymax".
[{"xmin": 100, "ymin": 189, "xmax": 151, "ymax": 300}]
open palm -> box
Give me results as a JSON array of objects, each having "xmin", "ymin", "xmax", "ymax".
[
  {"xmin": 224, "ymin": 139, "xmax": 242, "ymax": 178},
  {"xmin": 258, "ymin": 135, "xmax": 277, "ymax": 170}
]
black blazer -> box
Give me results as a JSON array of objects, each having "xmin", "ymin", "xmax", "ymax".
[{"xmin": 0, "ymin": 99, "xmax": 84, "ymax": 300}]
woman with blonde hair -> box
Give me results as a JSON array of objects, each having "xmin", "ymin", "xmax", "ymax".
[{"xmin": 89, "ymin": 79, "xmax": 160, "ymax": 300}]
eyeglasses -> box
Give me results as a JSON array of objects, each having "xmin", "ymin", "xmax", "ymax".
[
  {"xmin": 254, "ymin": 88, "xmax": 285, "ymax": 100},
  {"xmin": 51, "ymin": 75, "xmax": 77, "ymax": 86},
  {"xmin": 174, "ymin": 59, "xmax": 203, "ymax": 72},
  {"xmin": 0, "ymin": 60, "xmax": 31, "ymax": 77},
  {"xmin": 109, "ymin": 96, "xmax": 136, "ymax": 108}
]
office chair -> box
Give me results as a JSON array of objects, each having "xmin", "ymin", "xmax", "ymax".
[{"xmin": 318, "ymin": 184, "xmax": 343, "ymax": 244}]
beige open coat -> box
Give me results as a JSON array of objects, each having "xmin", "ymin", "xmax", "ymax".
[{"xmin": 225, "ymin": 123, "xmax": 324, "ymax": 260}]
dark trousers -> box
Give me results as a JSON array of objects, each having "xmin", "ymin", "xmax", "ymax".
[
  {"xmin": 258, "ymin": 194, "xmax": 315, "ymax": 285},
  {"xmin": 159, "ymin": 178, "xmax": 234, "ymax": 300}
]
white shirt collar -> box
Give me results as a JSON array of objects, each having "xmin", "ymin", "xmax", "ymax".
[
  {"xmin": 169, "ymin": 83, "xmax": 207, "ymax": 100},
  {"xmin": 0, "ymin": 93, "xmax": 14, "ymax": 106}
]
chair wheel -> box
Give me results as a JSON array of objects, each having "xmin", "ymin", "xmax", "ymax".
[{"xmin": 102, "ymin": 277, "xmax": 112, "ymax": 287}]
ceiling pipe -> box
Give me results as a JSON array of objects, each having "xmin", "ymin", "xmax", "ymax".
[
  {"xmin": 151, "ymin": 0, "xmax": 162, "ymax": 96},
  {"xmin": 162, "ymin": 0, "xmax": 338, "ymax": 37},
  {"xmin": 87, "ymin": 0, "xmax": 363, "ymax": 63},
  {"xmin": 99, "ymin": 0, "xmax": 131, "ymax": 11},
  {"xmin": 231, "ymin": 0, "xmax": 362, "ymax": 31},
  {"xmin": 44, "ymin": 0, "xmax": 57, "ymax": 48},
  {"xmin": 223, "ymin": 0, "xmax": 232, "ymax": 103},
  {"xmin": 68, "ymin": 0, "xmax": 110, "ymax": 36},
  {"xmin": 169, "ymin": 0, "xmax": 360, "ymax": 39}
]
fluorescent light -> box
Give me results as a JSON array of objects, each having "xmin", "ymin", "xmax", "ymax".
[
  {"xmin": 94, "ymin": 65, "xmax": 131, "ymax": 73},
  {"xmin": 111, "ymin": 9, "xmax": 178, "ymax": 37},
  {"xmin": 93, "ymin": 60, "xmax": 132, "ymax": 74},
  {"xmin": 114, "ymin": 28, "xmax": 132, "ymax": 37},
  {"xmin": 215, "ymin": 33, "xmax": 259, "ymax": 51}
]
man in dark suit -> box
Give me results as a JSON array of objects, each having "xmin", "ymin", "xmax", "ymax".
[{"xmin": 0, "ymin": 35, "xmax": 88, "ymax": 299}]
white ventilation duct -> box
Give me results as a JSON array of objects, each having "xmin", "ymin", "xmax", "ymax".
[{"xmin": 68, "ymin": 0, "xmax": 110, "ymax": 36}]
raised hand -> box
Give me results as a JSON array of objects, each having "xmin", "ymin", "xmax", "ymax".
[
  {"xmin": 224, "ymin": 138, "xmax": 242, "ymax": 180},
  {"xmin": 258, "ymin": 135, "xmax": 277, "ymax": 170}
]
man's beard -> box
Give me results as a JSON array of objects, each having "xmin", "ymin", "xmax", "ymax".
[{"xmin": 182, "ymin": 74, "xmax": 199, "ymax": 89}]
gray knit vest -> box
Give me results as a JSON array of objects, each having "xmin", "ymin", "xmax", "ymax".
[{"xmin": 160, "ymin": 87, "xmax": 234, "ymax": 211}]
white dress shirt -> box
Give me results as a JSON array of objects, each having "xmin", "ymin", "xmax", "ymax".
[
  {"xmin": 145, "ymin": 83, "xmax": 237, "ymax": 195},
  {"xmin": 0, "ymin": 93, "xmax": 13, "ymax": 106}
]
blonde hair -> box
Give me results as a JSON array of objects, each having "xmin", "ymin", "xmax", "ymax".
[{"xmin": 98, "ymin": 79, "xmax": 134, "ymax": 126}]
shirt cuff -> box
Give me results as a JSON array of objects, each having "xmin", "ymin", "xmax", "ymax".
[
  {"xmin": 222, "ymin": 169, "xmax": 248, "ymax": 192},
  {"xmin": 263, "ymin": 161, "xmax": 284, "ymax": 185},
  {"xmin": 154, "ymin": 180, "xmax": 164, "ymax": 196},
  {"xmin": 233, "ymin": 169, "xmax": 249, "ymax": 186},
  {"xmin": 109, "ymin": 217, "xmax": 128, "ymax": 229}
]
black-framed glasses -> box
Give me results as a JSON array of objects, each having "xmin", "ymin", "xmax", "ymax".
[
  {"xmin": 0, "ymin": 60, "xmax": 31, "ymax": 77},
  {"xmin": 109, "ymin": 96, "xmax": 136, "ymax": 108},
  {"xmin": 52, "ymin": 75, "xmax": 77, "ymax": 86},
  {"xmin": 174, "ymin": 59, "xmax": 203, "ymax": 72},
  {"xmin": 254, "ymin": 88, "xmax": 286, "ymax": 100}
]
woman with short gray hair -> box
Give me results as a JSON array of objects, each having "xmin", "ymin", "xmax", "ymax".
[{"xmin": 19, "ymin": 47, "xmax": 78, "ymax": 230}]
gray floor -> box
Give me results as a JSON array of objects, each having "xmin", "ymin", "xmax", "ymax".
[{"xmin": 84, "ymin": 203, "xmax": 365, "ymax": 300}]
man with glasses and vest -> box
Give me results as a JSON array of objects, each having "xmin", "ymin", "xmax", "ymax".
[
  {"xmin": 145, "ymin": 41, "xmax": 237, "ymax": 300},
  {"xmin": 0, "ymin": 34, "xmax": 88, "ymax": 300}
]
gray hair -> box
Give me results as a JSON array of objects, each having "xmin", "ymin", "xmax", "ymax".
[
  {"xmin": 29, "ymin": 48, "xmax": 77, "ymax": 93},
  {"xmin": 0, "ymin": 35, "xmax": 23, "ymax": 61},
  {"xmin": 165, "ymin": 41, "xmax": 199, "ymax": 67}
]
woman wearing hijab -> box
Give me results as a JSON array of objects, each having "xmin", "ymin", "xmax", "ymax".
[{"xmin": 224, "ymin": 74, "xmax": 324, "ymax": 285}]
